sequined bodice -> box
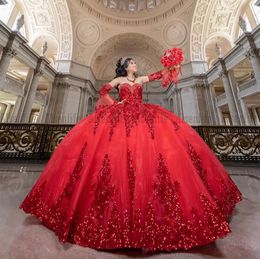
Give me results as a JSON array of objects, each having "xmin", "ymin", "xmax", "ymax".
[{"xmin": 119, "ymin": 83, "xmax": 143, "ymax": 103}]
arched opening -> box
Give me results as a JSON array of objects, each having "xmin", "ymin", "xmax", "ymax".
[
  {"xmin": 235, "ymin": 0, "xmax": 260, "ymax": 39},
  {"xmin": 205, "ymin": 36, "xmax": 232, "ymax": 68},
  {"xmin": 32, "ymin": 35, "xmax": 59, "ymax": 67},
  {"xmin": 90, "ymin": 33, "xmax": 166, "ymax": 80},
  {"xmin": 0, "ymin": 0, "xmax": 30, "ymax": 38}
]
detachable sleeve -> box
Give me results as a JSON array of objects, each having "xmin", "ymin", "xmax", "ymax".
[
  {"xmin": 147, "ymin": 70, "xmax": 165, "ymax": 82},
  {"xmin": 148, "ymin": 68, "xmax": 180, "ymax": 88},
  {"xmin": 94, "ymin": 83, "xmax": 118, "ymax": 110}
]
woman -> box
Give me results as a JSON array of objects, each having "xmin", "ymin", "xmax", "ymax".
[{"xmin": 19, "ymin": 57, "xmax": 242, "ymax": 252}]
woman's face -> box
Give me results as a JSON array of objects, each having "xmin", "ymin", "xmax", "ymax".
[{"xmin": 126, "ymin": 59, "xmax": 137, "ymax": 74}]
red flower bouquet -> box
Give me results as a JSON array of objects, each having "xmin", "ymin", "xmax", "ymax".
[{"xmin": 160, "ymin": 47, "xmax": 184, "ymax": 87}]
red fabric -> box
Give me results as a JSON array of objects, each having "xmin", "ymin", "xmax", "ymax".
[
  {"xmin": 94, "ymin": 83, "xmax": 118, "ymax": 110},
  {"xmin": 19, "ymin": 82, "xmax": 242, "ymax": 252},
  {"xmin": 160, "ymin": 47, "xmax": 184, "ymax": 87},
  {"xmin": 148, "ymin": 69, "xmax": 180, "ymax": 88},
  {"xmin": 148, "ymin": 70, "xmax": 164, "ymax": 81}
]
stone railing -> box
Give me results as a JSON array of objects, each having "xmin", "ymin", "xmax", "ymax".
[{"xmin": 0, "ymin": 123, "xmax": 259, "ymax": 162}]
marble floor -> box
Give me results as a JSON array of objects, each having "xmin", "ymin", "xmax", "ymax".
[{"xmin": 0, "ymin": 161, "xmax": 259, "ymax": 259}]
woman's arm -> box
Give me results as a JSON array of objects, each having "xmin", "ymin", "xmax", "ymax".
[
  {"xmin": 94, "ymin": 77, "xmax": 122, "ymax": 110},
  {"xmin": 138, "ymin": 68, "xmax": 168, "ymax": 84},
  {"xmin": 108, "ymin": 77, "xmax": 122, "ymax": 87}
]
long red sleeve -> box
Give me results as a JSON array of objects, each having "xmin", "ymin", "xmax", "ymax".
[
  {"xmin": 95, "ymin": 83, "xmax": 118, "ymax": 110},
  {"xmin": 148, "ymin": 68, "xmax": 181, "ymax": 88},
  {"xmin": 148, "ymin": 70, "xmax": 165, "ymax": 82}
]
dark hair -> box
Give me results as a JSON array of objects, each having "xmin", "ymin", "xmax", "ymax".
[
  {"xmin": 113, "ymin": 57, "xmax": 137, "ymax": 94},
  {"xmin": 114, "ymin": 57, "xmax": 132, "ymax": 78}
]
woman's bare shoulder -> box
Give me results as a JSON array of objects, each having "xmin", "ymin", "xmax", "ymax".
[
  {"xmin": 108, "ymin": 77, "xmax": 124, "ymax": 87},
  {"xmin": 136, "ymin": 75, "xmax": 149, "ymax": 84}
]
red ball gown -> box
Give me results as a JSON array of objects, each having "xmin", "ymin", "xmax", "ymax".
[{"xmin": 19, "ymin": 70, "xmax": 242, "ymax": 251}]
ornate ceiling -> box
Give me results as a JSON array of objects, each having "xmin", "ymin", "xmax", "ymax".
[
  {"xmin": 16, "ymin": 0, "xmax": 73, "ymax": 60},
  {"xmin": 101, "ymin": 0, "xmax": 165, "ymax": 12},
  {"xmin": 10, "ymin": 0, "xmax": 253, "ymax": 80},
  {"xmin": 90, "ymin": 33, "xmax": 166, "ymax": 80},
  {"xmin": 78, "ymin": 0, "xmax": 189, "ymax": 25},
  {"xmin": 68, "ymin": 0, "xmax": 193, "ymax": 79}
]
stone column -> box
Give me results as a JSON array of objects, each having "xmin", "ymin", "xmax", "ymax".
[
  {"xmin": 173, "ymin": 88, "xmax": 179, "ymax": 115},
  {"xmin": 50, "ymin": 82, "xmax": 70, "ymax": 123},
  {"xmin": 39, "ymin": 83, "xmax": 53, "ymax": 123},
  {"xmin": 251, "ymin": 106, "xmax": 260, "ymax": 125},
  {"xmin": 216, "ymin": 107, "xmax": 225, "ymax": 125},
  {"xmin": 176, "ymin": 88, "xmax": 184, "ymax": 119},
  {"xmin": 228, "ymin": 70, "xmax": 246, "ymax": 124},
  {"xmin": 82, "ymin": 89, "xmax": 89, "ymax": 117},
  {"xmin": 44, "ymin": 81, "xmax": 59, "ymax": 123},
  {"xmin": 256, "ymin": 107, "xmax": 260, "ymax": 121},
  {"xmin": 8, "ymin": 95, "xmax": 23, "ymax": 122},
  {"xmin": 87, "ymin": 97, "xmax": 93, "ymax": 115},
  {"xmin": 239, "ymin": 98, "xmax": 252, "ymax": 125},
  {"xmin": 207, "ymin": 83, "xmax": 220, "ymax": 125},
  {"xmin": 77, "ymin": 87, "xmax": 87, "ymax": 121},
  {"xmin": 0, "ymin": 47, "xmax": 17, "ymax": 87},
  {"xmin": 0, "ymin": 103, "xmax": 6, "ymax": 121},
  {"xmin": 195, "ymin": 83, "xmax": 211, "ymax": 125},
  {"xmin": 20, "ymin": 68, "xmax": 42, "ymax": 123},
  {"xmin": 245, "ymin": 47, "xmax": 260, "ymax": 90},
  {"xmin": 219, "ymin": 62, "xmax": 241, "ymax": 126},
  {"xmin": 2, "ymin": 103, "xmax": 12, "ymax": 122},
  {"xmin": 36, "ymin": 106, "xmax": 44, "ymax": 123}
]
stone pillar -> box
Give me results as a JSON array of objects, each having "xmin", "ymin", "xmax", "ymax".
[
  {"xmin": 87, "ymin": 97, "xmax": 93, "ymax": 115},
  {"xmin": 8, "ymin": 95, "xmax": 23, "ymax": 122},
  {"xmin": 194, "ymin": 83, "xmax": 212, "ymax": 125},
  {"xmin": 216, "ymin": 107, "xmax": 225, "ymax": 125},
  {"xmin": 228, "ymin": 70, "xmax": 246, "ymax": 124},
  {"xmin": 173, "ymin": 88, "xmax": 179, "ymax": 115},
  {"xmin": 176, "ymin": 88, "xmax": 184, "ymax": 119},
  {"xmin": 47, "ymin": 82, "xmax": 71, "ymax": 123},
  {"xmin": 77, "ymin": 87, "xmax": 87, "ymax": 121},
  {"xmin": 256, "ymin": 107, "xmax": 260, "ymax": 121},
  {"xmin": 251, "ymin": 106, "xmax": 260, "ymax": 125},
  {"xmin": 2, "ymin": 103, "xmax": 12, "ymax": 122},
  {"xmin": 82, "ymin": 89, "xmax": 89, "ymax": 117},
  {"xmin": 44, "ymin": 81, "xmax": 59, "ymax": 123},
  {"xmin": 219, "ymin": 63, "xmax": 241, "ymax": 126},
  {"xmin": 245, "ymin": 47, "xmax": 260, "ymax": 90},
  {"xmin": 207, "ymin": 83, "xmax": 220, "ymax": 125},
  {"xmin": 239, "ymin": 98, "xmax": 252, "ymax": 125},
  {"xmin": 0, "ymin": 47, "xmax": 17, "ymax": 86},
  {"xmin": 39, "ymin": 83, "xmax": 53, "ymax": 123},
  {"xmin": 20, "ymin": 68, "xmax": 42, "ymax": 123},
  {"xmin": 36, "ymin": 105, "xmax": 44, "ymax": 123},
  {"xmin": 0, "ymin": 103, "xmax": 6, "ymax": 121}
]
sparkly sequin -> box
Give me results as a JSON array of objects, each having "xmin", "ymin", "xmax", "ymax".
[
  {"xmin": 93, "ymin": 84, "xmax": 159, "ymax": 140},
  {"xmin": 185, "ymin": 140, "xmax": 242, "ymax": 219},
  {"xmin": 148, "ymin": 70, "xmax": 164, "ymax": 82},
  {"xmin": 127, "ymin": 149, "xmax": 136, "ymax": 206},
  {"xmin": 63, "ymin": 142, "xmax": 88, "ymax": 199},
  {"xmin": 91, "ymin": 154, "xmax": 116, "ymax": 219},
  {"xmin": 19, "ymin": 79, "xmax": 242, "ymax": 251},
  {"xmin": 20, "ymin": 149, "xmax": 242, "ymax": 251}
]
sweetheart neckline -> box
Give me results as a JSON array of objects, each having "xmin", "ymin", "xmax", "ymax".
[
  {"xmin": 119, "ymin": 82, "xmax": 142, "ymax": 87},
  {"xmin": 118, "ymin": 83, "xmax": 142, "ymax": 94}
]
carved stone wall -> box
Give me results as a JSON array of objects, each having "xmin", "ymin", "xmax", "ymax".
[
  {"xmin": 190, "ymin": 0, "xmax": 251, "ymax": 61},
  {"xmin": 20, "ymin": 0, "xmax": 73, "ymax": 60}
]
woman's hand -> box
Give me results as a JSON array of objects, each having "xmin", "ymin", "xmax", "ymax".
[
  {"xmin": 167, "ymin": 64, "xmax": 181, "ymax": 71},
  {"xmin": 117, "ymin": 99, "xmax": 126, "ymax": 104}
]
